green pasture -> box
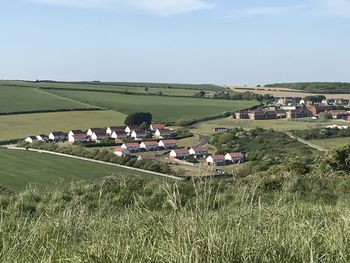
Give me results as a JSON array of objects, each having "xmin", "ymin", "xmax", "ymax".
[
  {"xmin": 191, "ymin": 118, "xmax": 346, "ymax": 135},
  {"xmin": 45, "ymin": 89, "xmax": 257, "ymax": 122},
  {"xmin": 311, "ymin": 137, "xmax": 350, "ymax": 150},
  {"xmin": 0, "ymin": 148, "xmax": 151, "ymax": 190},
  {"xmin": 0, "ymin": 110, "xmax": 126, "ymax": 141},
  {"xmin": 0, "ymin": 86, "xmax": 94, "ymax": 113}
]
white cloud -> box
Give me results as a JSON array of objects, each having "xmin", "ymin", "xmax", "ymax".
[{"xmin": 29, "ymin": 0, "xmax": 214, "ymax": 15}]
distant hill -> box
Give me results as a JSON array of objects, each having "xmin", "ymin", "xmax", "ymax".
[{"xmin": 264, "ymin": 82, "xmax": 350, "ymax": 94}]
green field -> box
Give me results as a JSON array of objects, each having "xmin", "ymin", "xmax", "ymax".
[
  {"xmin": 0, "ymin": 86, "xmax": 95, "ymax": 113},
  {"xmin": 311, "ymin": 137, "xmax": 350, "ymax": 150},
  {"xmin": 0, "ymin": 110, "xmax": 126, "ymax": 141},
  {"xmin": 46, "ymin": 89, "xmax": 256, "ymax": 122},
  {"xmin": 191, "ymin": 118, "xmax": 347, "ymax": 135},
  {"xmin": 0, "ymin": 148, "xmax": 152, "ymax": 190}
]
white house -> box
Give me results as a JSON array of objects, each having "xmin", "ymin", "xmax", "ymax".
[
  {"xmin": 170, "ymin": 148, "xmax": 189, "ymax": 159},
  {"xmin": 158, "ymin": 140, "xmax": 177, "ymax": 149},
  {"xmin": 140, "ymin": 141, "xmax": 159, "ymax": 151},
  {"xmin": 111, "ymin": 131, "xmax": 128, "ymax": 140},
  {"xmin": 125, "ymin": 126, "xmax": 138, "ymax": 135},
  {"xmin": 130, "ymin": 129, "xmax": 147, "ymax": 140},
  {"xmin": 121, "ymin": 143, "xmax": 140, "ymax": 153},
  {"xmin": 225, "ymin": 152, "xmax": 244, "ymax": 163},
  {"xmin": 150, "ymin": 123, "xmax": 165, "ymax": 131},
  {"xmin": 68, "ymin": 130, "xmax": 84, "ymax": 137},
  {"xmin": 106, "ymin": 126, "xmax": 125, "ymax": 136},
  {"xmin": 25, "ymin": 136, "xmax": 37, "ymax": 143},
  {"xmin": 154, "ymin": 128, "xmax": 173, "ymax": 138},
  {"xmin": 114, "ymin": 147, "xmax": 130, "ymax": 157},
  {"xmin": 91, "ymin": 131, "xmax": 108, "ymax": 142},
  {"xmin": 87, "ymin": 128, "xmax": 105, "ymax": 137},
  {"xmin": 189, "ymin": 146, "xmax": 209, "ymax": 157},
  {"xmin": 206, "ymin": 155, "xmax": 225, "ymax": 165},
  {"xmin": 68, "ymin": 134, "xmax": 87, "ymax": 144},
  {"xmin": 49, "ymin": 132, "xmax": 66, "ymax": 142},
  {"xmin": 36, "ymin": 134, "xmax": 48, "ymax": 142}
]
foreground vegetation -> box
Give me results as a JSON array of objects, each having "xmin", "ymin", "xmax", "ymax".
[
  {"xmin": 265, "ymin": 82, "xmax": 350, "ymax": 94},
  {"xmin": 0, "ymin": 144, "xmax": 349, "ymax": 262}
]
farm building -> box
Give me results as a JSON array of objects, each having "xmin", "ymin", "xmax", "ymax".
[
  {"xmin": 121, "ymin": 143, "xmax": 140, "ymax": 153},
  {"xmin": 225, "ymin": 152, "xmax": 244, "ymax": 163},
  {"xmin": 87, "ymin": 128, "xmax": 105, "ymax": 137},
  {"xmin": 91, "ymin": 131, "xmax": 108, "ymax": 142},
  {"xmin": 150, "ymin": 123, "xmax": 166, "ymax": 131},
  {"xmin": 68, "ymin": 130, "xmax": 84, "ymax": 137},
  {"xmin": 158, "ymin": 140, "xmax": 177, "ymax": 149},
  {"xmin": 68, "ymin": 134, "xmax": 87, "ymax": 144},
  {"xmin": 49, "ymin": 132, "xmax": 66, "ymax": 142},
  {"xmin": 212, "ymin": 127, "xmax": 229, "ymax": 133},
  {"xmin": 154, "ymin": 128, "xmax": 174, "ymax": 138},
  {"xmin": 130, "ymin": 129, "xmax": 147, "ymax": 140},
  {"xmin": 36, "ymin": 134, "xmax": 48, "ymax": 142},
  {"xmin": 328, "ymin": 110, "xmax": 349, "ymax": 120},
  {"xmin": 286, "ymin": 109, "xmax": 313, "ymax": 119},
  {"xmin": 139, "ymin": 141, "xmax": 159, "ymax": 151},
  {"xmin": 106, "ymin": 126, "xmax": 126, "ymax": 136},
  {"xmin": 111, "ymin": 130, "xmax": 128, "ymax": 140},
  {"xmin": 189, "ymin": 146, "xmax": 209, "ymax": 157},
  {"xmin": 170, "ymin": 148, "xmax": 189, "ymax": 159},
  {"xmin": 206, "ymin": 155, "xmax": 225, "ymax": 165},
  {"xmin": 114, "ymin": 147, "xmax": 130, "ymax": 157},
  {"xmin": 25, "ymin": 136, "xmax": 37, "ymax": 143}
]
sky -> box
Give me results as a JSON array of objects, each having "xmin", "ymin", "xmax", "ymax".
[{"xmin": 0, "ymin": 0, "xmax": 350, "ymax": 85}]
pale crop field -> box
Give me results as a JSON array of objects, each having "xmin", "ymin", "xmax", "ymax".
[{"xmin": 311, "ymin": 137, "xmax": 350, "ymax": 150}]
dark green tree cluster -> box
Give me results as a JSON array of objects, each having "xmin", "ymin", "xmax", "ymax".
[{"xmin": 124, "ymin": 112, "xmax": 152, "ymax": 127}]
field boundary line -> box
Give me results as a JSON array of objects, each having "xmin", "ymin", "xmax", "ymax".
[
  {"xmin": 284, "ymin": 132, "xmax": 328, "ymax": 152},
  {"xmin": 3, "ymin": 146, "xmax": 183, "ymax": 181}
]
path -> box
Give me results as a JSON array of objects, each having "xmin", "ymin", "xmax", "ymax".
[
  {"xmin": 3, "ymin": 146, "xmax": 183, "ymax": 181},
  {"xmin": 284, "ymin": 132, "xmax": 328, "ymax": 152},
  {"xmin": 197, "ymin": 134, "xmax": 209, "ymax": 147}
]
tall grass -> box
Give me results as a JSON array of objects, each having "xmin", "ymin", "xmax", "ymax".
[{"xmin": 0, "ymin": 175, "xmax": 349, "ymax": 262}]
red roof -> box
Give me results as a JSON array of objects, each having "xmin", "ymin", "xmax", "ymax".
[
  {"xmin": 115, "ymin": 146, "xmax": 126, "ymax": 152},
  {"xmin": 152, "ymin": 123, "xmax": 165, "ymax": 129},
  {"xmin": 109, "ymin": 126, "xmax": 125, "ymax": 131},
  {"xmin": 89, "ymin": 128, "xmax": 105, "ymax": 132},
  {"xmin": 210, "ymin": 155, "xmax": 225, "ymax": 160},
  {"xmin": 157, "ymin": 128, "xmax": 173, "ymax": 133},
  {"xmin": 132, "ymin": 129, "xmax": 147, "ymax": 134},
  {"xmin": 51, "ymin": 131, "xmax": 65, "ymax": 136},
  {"xmin": 93, "ymin": 131, "xmax": 107, "ymax": 136},
  {"xmin": 161, "ymin": 140, "xmax": 177, "ymax": 144},
  {"xmin": 227, "ymin": 152, "xmax": 244, "ymax": 158},
  {"xmin": 123, "ymin": 143, "xmax": 140, "ymax": 148},
  {"xmin": 143, "ymin": 141, "xmax": 158, "ymax": 146},
  {"xmin": 73, "ymin": 134, "xmax": 87, "ymax": 139},
  {"xmin": 191, "ymin": 146, "xmax": 208, "ymax": 152},
  {"xmin": 173, "ymin": 148, "xmax": 189, "ymax": 154}
]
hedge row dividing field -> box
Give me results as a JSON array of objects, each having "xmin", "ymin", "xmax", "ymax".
[
  {"xmin": 46, "ymin": 89, "xmax": 257, "ymax": 122},
  {"xmin": 0, "ymin": 148, "xmax": 153, "ymax": 190},
  {"xmin": 0, "ymin": 86, "xmax": 96, "ymax": 113}
]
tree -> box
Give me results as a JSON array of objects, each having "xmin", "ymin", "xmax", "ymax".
[
  {"xmin": 304, "ymin": 95, "xmax": 326, "ymax": 103},
  {"xmin": 319, "ymin": 111, "xmax": 332, "ymax": 120},
  {"xmin": 124, "ymin": 112, "xmax": 152, "ymax": 126},
  {"xmin": 145, "ymin": 87, "xmax": 149, "ymax": 92},
  {"xmin": 139, "ymin": 122, "xmax": 149, "ymax": 130}
]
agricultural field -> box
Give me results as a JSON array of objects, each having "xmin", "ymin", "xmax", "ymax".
[
  {"xmin": 191, "ymin": 117, "xmax": 346, "ymax": 135},
  {"xmin": 311, "ymin": 137, "xmax": 350, "ymax": 150},
  {"xmin": 177, "ymin": 135, "xmax": 201, "ymax": 147},
  {"xmin": 0, "ymin": 86, "xmax": 95, "ymax": 113},
  {"xmin": 0, "ymin": 148, "xmax": 151, "ymax": 190},
  {"xmin": 46, "ymin": 89, "xmax": 257, "ymax": 122},
  {"xmin": 0, "ymin": 110, "xmax": 126, "ymax": 141}
]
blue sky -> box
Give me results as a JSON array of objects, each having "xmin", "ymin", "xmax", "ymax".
[{"xmin": 0, "ymin": 0, "xmax": 350, "ymax": 85}]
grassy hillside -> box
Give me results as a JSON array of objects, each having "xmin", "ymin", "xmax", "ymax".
[
  {"xmin": 0, "ymin": 110, "xmax": 126, "ymax": 141},
  {"xmin": 0, "ymin": 148, "xmax": 152, "ymax": 190},
  {"xmin": 46, "ymin": 89, "xmax": 257, "ymax": 122},
  {"xmin": 0, "ymin": 86, "xmax": 95, "ymax": 113},
  {"xmin": 265, "ymin": 82, "xmax": 350, "ymax": 94}
]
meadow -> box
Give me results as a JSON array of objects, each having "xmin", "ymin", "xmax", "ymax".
[
  {"xmin": 0, "ymin": 110, "xmax": 126, "ymax": 141},
  {"xmin": 191, "ymin": 117, "xmax": 346, "ymax": 134},
  {"xmin": 46, "ymin": 89, "xmax": 257, "ymax": 122},
  {"xmin": 0, "ymin": 86, "xmax": 94, "ymax": 113},
  {"xmin": 0, "ymin": 148, "xmax": 151, "ymax": 190},
  {"xmin": 311, "ymin": 137, "xmax": 350, "ymax": 150}
]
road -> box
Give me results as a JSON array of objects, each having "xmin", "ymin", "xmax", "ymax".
[
  {"xmin": 284, "ymin": 132, "xmax": 328, "ymax": 152},
  {"xmin": 3, "ymin": 146, "xmax": 183, "ymax": 181}
]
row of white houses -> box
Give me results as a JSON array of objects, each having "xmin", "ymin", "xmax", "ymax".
[
  {"xmin": 25, "ymin": 123, "xmax": 174, "ymax": 144},
  {"xmin": 114, "ymin": 140, "xmax": 177, "ymax": 157}
]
